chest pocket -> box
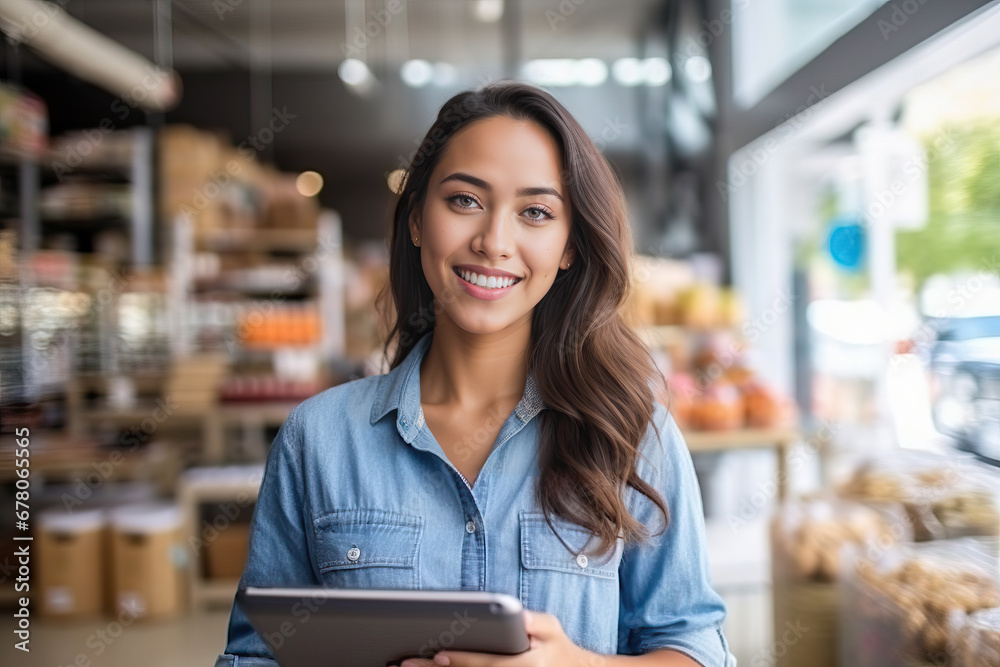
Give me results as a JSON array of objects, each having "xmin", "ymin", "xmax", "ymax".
[
  {"xmin": 518, "ymin": 510, "xmax": 624, "ymax": 613},
  {"xmin": 313, "ymin": 508, "xmax": 423, "ymax": 590}
]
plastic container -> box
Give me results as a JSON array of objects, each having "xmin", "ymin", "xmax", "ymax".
[
  {"xmin": 36, "ymin": 508, "xmax": 107, "ymax": 617},
  {"xmin": 108, "ymin": 503, "xmax": 187, "ymax": 619}
]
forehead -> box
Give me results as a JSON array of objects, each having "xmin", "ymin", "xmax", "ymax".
[{"xmin": 435, "ymin": 116, "xmax": 566, "ymax": 189}]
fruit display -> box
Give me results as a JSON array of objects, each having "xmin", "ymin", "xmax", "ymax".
[
  {"xmin": 628, "ymin": 255, "xmax": 744, "ymax": 330},
  {"xmin": 667, "ymin": 342, "xmax": 796, "ymax": 431},
  {"xmin": 628, "ymin": 256, "xmax": 797, "ymax": 431},
  {"xmin": 687, "ymin": 381, "xmax": 744, "ymax": 431}
]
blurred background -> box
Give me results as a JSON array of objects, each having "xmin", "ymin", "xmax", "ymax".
[{"xmin": 1, "ymin": 0, "xmax": 1000, "ymax": 665}]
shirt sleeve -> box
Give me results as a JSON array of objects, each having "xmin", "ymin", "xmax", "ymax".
[
  {"xmin": 214, "ymin": 407, "xmax": 319, "ymax": 667},
  {"xmin": 617, "ymin": 403, "xmax": 736, "ymax": 666}
]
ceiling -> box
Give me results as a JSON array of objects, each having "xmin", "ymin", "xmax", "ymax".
[
  {"xmin": 13, "ymin": 0, "xmax": 673, "ymax": 243},
  {"xmin": 61, "ymin": 0, "xmax": 664, "ymax": 72}
]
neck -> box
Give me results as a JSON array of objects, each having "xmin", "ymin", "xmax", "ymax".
[{"xmin": 419, "ymin": 314, "xmax": 531, "ymax": 413}]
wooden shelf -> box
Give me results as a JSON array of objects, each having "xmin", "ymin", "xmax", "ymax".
[
  {"xmin": 0, "ymin": 431, "xmax": 179, "ymax": 489},
  {"xmin": 682, "ymin": 427, "xmax": 800, "ymax": 452},
  {"xmin": 680, "ymin": 426, "xmax": 802, "ymax": 501},
  {"xmin": 636, "ymin": 324, "xmax": 742, "ymax": 347},
  {"xmin": 196, "ymin": 227, "xmax": 318, "ymax": 252}
]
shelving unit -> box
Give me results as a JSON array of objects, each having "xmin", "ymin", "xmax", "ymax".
[
  {"xmin": 0, "ymin": 83, "xmax": 45, "ymax": 404},
  {"xmin": 36, "ymin": 126, "xmax": 154, "ymax": 266},
  {"xmin": 168, "ymin": 209, "xmax": 344, "ymax": 377},
  {"xmin": 157, "ymin": 123, "xmax": 346, "ymax": 462}
]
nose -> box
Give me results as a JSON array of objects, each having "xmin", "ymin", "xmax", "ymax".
[{"xmin": 472, "ymin": 207, "xmax": 515, "ymax": 259}]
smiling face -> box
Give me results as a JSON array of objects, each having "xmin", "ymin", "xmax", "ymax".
[{"xmin": 408, "ymin": 115, "xmax": 575, "ymax": 335}]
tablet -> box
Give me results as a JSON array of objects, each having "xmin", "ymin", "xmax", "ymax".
[{"xmin": 237, "ymin": 587, "xmax": 531, "ymax": 667}]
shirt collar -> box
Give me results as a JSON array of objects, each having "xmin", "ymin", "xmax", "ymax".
[{"xmin": 370, "ymin": 331, "xmax": 548, "ymax": 441}]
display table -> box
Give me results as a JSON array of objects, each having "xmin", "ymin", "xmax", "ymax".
[{"xmin": 681, "ymin": 427, "xmax": 801, "ymax": 501}]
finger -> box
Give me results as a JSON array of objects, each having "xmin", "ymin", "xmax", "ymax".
[
  {"xmin": 399, "ymin": 659, "xmax": 438, "ymax": 667},
  {"xmin": 523, "ymin": 610, "xmax": 562, "ymax": 640},
  {"xmin": 433, "ymin": 649, "xmax": 533, "ymax": 667}
]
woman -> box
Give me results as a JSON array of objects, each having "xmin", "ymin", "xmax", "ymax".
[{"xmin": 215, "ymin": 80, "xmax": 734, "ymax": 667}]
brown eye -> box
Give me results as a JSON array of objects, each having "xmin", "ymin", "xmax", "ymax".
[
  {"xmin": 523, "ymin": 206, "xmax": 553, "ymax": 222},
  {"xmin": 447, "ymin": 193, "xmax": 480, "ymax": 210}
]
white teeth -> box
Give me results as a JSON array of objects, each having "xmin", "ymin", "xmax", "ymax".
[{"xmin": 458, "ymin": 269, "xmax": 519, "ymax": 290}]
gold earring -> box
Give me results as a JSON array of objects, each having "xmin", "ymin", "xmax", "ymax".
[{"xmin": 412, "ymin": 236, "xmax": 419, "ymax": 246}]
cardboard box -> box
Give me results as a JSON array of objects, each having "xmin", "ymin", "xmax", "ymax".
[
  {"xmin": 204, "ymin": 522, "xmax": 250, "ymax": 579},
  {"xmin": 37, "ymin": 509, "xmax": 106, "ymax": 618},
  {"xmin": 109, "ymin": 504, "xmax": 187, "ymax": 620}
]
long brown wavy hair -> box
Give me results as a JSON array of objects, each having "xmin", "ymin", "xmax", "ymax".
[{"xmin": 374, "ymin": 80, "xmax": 670, "ymax": 559}]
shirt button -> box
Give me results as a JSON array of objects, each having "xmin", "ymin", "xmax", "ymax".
[
  {"xmin": 576, "ymin": 554, "xmax": 588, "ymax": 569},
  {"xmin": 465, "ymin": 521, "xmax": 477, "ymax": 534},
  {"xmin": 347, "ymin": 547, "xmax": 361, "ymax": 561}
]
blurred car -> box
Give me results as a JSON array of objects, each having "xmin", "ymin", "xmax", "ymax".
[{"xmin": 928, "ymin": 315, "xmax": 1000, "ymax": 464}]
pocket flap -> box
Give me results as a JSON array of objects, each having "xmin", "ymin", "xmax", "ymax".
[
  {"xmin": 519, "ymin": 511, "xmax": 622, "ymax": 579},
  {"xmin": 314, "ymin": 508, "xmax": 422, "ymax": 572}
]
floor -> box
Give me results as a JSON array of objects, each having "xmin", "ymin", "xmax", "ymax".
[{"xmin": 0, "ymin": 607, "xmax": 232, "ymax": 666}]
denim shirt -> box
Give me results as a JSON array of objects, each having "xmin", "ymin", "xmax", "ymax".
[{"xmin": 215, "ymin": 331, "xmax": 735, "ymax": 666}]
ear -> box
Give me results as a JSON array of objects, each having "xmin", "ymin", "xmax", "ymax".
[
  {"xmin": 407, "ymin": 192, "xmax": 421, "ymax": 240},
  {"xmin": 560, "ymin": 244, "xmax": 576, "ymax": 270}
]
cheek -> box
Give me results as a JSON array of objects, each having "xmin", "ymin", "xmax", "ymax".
[{"xmin": 525, "ymin": 246, "xmax": 561, "ymax": 281}]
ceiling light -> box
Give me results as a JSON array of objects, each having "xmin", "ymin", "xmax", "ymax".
[
  {"xmin": 522, "ymin": 59, "xmax": 574, "ymax": 86},
  {"xmin": 473, "ymin": 0, "xmax": 504, "ymax": 23},
  {"xmin": 643, "ymin": 58, "xmax": 672, "ymax": 86},
  {"xmin": 684, "ymin": 56, "xmax": 712, "ymax": 84},
  {"xmin": 612, "ymin": 58, "xmax": 644, "ymax": 86},
  {"xmin": 0, "ymin": 0, "xmax": 181, "ymax": 111},
  {"xmin": 295, "ymin": 171, "xmax": 324, "ymax": 197},
  {"xmin": 401, "ymin": 59, "xmax": 433, "ymax": 87},
  {"xmin": 576, "ymin": 58, "xmax": 607, "ymax": 86},
  {"xmin": 522, "ymin": 58, "xmax": 609, "ymax": 86},
  {"xmin": 339, "ymin": 58, "xmax": 372, "ymax": 86}
]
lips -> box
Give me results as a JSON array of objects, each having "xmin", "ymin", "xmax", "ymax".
[
  {"xmin": 453, "ymin": 266, "xmax": 522, "ymax": 290},
  {"xmin": 452, "ymin": 266, "xmax": 522, "ymax": 301}
]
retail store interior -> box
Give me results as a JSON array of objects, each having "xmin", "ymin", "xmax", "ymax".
[{"xmin": 2, "ymin": 0, "xmax": 1000, "ymax": 665}]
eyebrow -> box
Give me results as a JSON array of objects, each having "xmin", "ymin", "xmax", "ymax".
[{"xmin": 439, "ymin": 172, "xmax": 565, "ymax": 203}]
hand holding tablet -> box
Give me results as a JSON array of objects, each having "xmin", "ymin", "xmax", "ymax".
[{"xmin": 237, "ymin": 587, "xmax": 531, "ymax": 667}]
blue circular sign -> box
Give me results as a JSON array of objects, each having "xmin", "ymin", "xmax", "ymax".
[{"xmin": 827, "ymin": 218, "xmax": 865, "ymax": 270}]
